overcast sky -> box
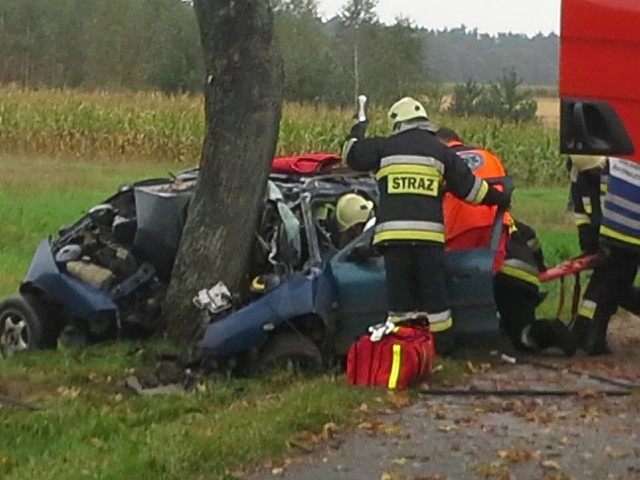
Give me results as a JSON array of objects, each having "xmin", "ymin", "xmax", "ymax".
[{"xmin": 318, "ymin": 0, "xmax": 561, "ymax": 36}]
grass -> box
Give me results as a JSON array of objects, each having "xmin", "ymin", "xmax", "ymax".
[
  {"xmin": 0, "ymin": 343, "xmax": 378, "ymax": 480},
  {"xmin": 0, "ymin": 154, "xmax": 579, "ymax": 478}
]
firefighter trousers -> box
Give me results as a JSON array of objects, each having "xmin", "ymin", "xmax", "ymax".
[
  {"xmin": 495, "ymin": 275, "xmax": 577, "ymax": 356},
  {"xmin": 382, "ymin": 244, "xmax": 452, "ymax": 333},
  {"xmin": 573, "ymin": 246, "xmax": 640, "ymax": 353}
]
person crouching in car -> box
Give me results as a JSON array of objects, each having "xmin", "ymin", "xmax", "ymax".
[{"xmin": 334, "ymin": 193, "xmax": 375, "ymax": 249}]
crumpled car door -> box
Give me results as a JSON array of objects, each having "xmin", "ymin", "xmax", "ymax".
[{"xmin": 328, "ymin": 228, "xmax": 387, "ymax": 355}]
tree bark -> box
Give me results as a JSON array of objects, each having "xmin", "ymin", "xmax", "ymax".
[{"xmin": 162, "ymin": 0, "xmax": 283, "ymax": 342}]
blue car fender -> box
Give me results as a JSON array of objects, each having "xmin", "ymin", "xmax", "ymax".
[
  {"xmin": 21, "ymin": 239, "xmax": 117, "ymax": 318},
  {"xmin": 199, "ymin": 268, "xmax": 337, "ymax": 360}
]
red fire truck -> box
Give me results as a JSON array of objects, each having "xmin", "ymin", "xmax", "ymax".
[{"xmin": 561, "ymin": 0, "xmax": 640, "ymax": 160}]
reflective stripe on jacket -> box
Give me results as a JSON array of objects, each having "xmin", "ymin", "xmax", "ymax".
[
  {"xmin": 601, "ymin": 157, "xmax": 640, "ymax": 250},
  {"xmin": 344, "ymin": 127, "xmax": 491, "ymax": 246},
  {"xmin": 570, "ymin": 169, "xmax": 603, "ymax": 228},
  {"xmin": 499, "ymin": 220, "xmax": 544, "ymax": 291}
]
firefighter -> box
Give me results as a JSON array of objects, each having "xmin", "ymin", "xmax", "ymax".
[
  {"xmin": 437, "ymin": 127, "xmax": 511, "ymax": 271},
  {"xmin": 496, "ymin": 219, "xmax": 578, "ymax": 356},
  {"xmin": 568, "ymin": 155, "xmax": 608, "ymax": 255},
  {"xmin": 342, "ymin": 97, "xmax": 511, "ymax": 344},
  {"xmin": 334, "ymin": 193, "xmax": 374, "ymax": 249},
  {"xmin": 571, "ymin": 156, "xmax": 640, "ymax": 355}
]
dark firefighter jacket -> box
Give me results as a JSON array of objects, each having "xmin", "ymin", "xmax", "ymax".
[
  {"xmin": 499, "ymin": 220, "xmax": 545, "ymax": 292},
  {"xmin": 344, "ymin": 126, "xmax": 504, "ymax": 246},
  {"xmin": 571, "ymin": 168, "xmax": 606, "ymax": 254}
]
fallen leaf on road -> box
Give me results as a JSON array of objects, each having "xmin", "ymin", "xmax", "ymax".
[
  {"xmin": 358, "ymin": 421, "xmax": 374, "ymax": 430},
  {"xmin": 271, "ymin": 467, "xmax": 285, "ymax": 476},
  {"xmin": 577, "ymin": 389, "xmax": 601, "ymax": 399},
  {"xmin": 286, "ymin": 430, "xmax": 321, "ymax": 453},
  {"xmin": 359, "ymin": 402, "xmax": 369, "ymax": 412},
  {"xmin": 498, "ymin": 449, "xmax": 535, "ymax": 463},
  {"xmin": 434, "ymin": 410, "xmax": 447, "ymax": 420},
  {"xmin": 392, "ymin": 457, "xmax": 408, "ymax": 466},
  {"xmin": 321, "ymin": 422, "xmax": 338, "ymax": 441},
  {"xmin": 380, "ymin": 472, "xmax": 402, "ymax": 480},
  {"xmin": 286, "ymin": 437, "xmax": 315, "ymax": 453},
  {"xmin": 437, "ymin": 424, "xmax": 458, "ymax": 433},
  {"xmin": 540, "ymin": 460, "xmax": 561, "ymax": 470},
  {"xmin": 382, "ymin": 424, "xmax": 403, "ymax": 437},
  {"xmin": 473, "ymin": 462, "xmax": 510, "ymax": 478},
  {"xmin": 388, "ymin": 390, "xmax": 412, "ymax": 408},
  {"xmin": 605, "ymin": 447, "xmax": 630, "ymax": 459},
  {"xmin": 467, "ymin": 361, "xmax": 492, "ymax": 374}
]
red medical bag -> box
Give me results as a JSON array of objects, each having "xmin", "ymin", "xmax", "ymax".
[{"xmin": 346, "ymin": 326, "xmax": 436, "ymax": 391}]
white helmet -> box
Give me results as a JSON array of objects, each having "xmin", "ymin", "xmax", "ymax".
[{"xmin": 388, "ymin": 97, "xmax": 430, "ymax": 127}]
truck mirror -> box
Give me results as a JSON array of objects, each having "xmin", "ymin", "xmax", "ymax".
[{"xmin": 561, "ymin": 99, "xmax": 634, "ymax": 155}]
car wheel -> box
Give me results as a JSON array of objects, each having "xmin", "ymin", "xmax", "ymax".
[
  {"xmin": 258, "ymin": 331, "xmax": 323, "ymax": 373},
  {"xmin": 0, "ymin": 295, "xmax": 52, "ymax": 358}
]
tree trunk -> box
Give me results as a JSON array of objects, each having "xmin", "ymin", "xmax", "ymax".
[{"xmin": 162, "ymin": 0, "xmax": 283, "ymax": 342}]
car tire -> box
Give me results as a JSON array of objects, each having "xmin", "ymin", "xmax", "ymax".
[
  {"xmin": 258, "ymin": 331, "xmax": 323, "ymax": 373},
  {"xmin": 0, "ymin": 295, "xmax": 54, "ymax": 358}
]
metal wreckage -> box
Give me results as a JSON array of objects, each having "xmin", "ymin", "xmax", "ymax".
[{"xmin": 0, "ymin": 155, "xmax": 507, "ymax": 370}]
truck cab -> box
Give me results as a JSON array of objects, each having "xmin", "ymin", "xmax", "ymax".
[{"xmin": 561, "ymin": 0, "xmax": 640, "ymax": 160}]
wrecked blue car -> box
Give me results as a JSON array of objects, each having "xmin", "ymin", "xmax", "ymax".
[
  {"xmin": 0, "ymin": 171, "xmax": 199, "ymax": 356},
  {"xmin": 199, "ymin": 178, "xmax": 510, "ymax": 370},
  {"xmin": 0, "ymin": 169, "xmax": 378, "ymax": 357}
]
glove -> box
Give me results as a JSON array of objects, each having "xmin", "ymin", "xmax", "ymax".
[
  {"xmin": 368, "ymin": 320, "xmax": 395, "ymax": 343},
  {"xmin": 348, "ymin": 120, "xmax": 369, "ymax": 141},
  {"xmin": 484, "ymin": 187, "xmax": 511, "ymax": 210}
]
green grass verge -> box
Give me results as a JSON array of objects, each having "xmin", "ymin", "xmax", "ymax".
[{"xmin": 0, "ymin": 343, "xmax": 379, "ymax": 480}]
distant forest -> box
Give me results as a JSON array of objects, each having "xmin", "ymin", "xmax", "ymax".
[
  {"xmin": 422, "ymin": 27, "xmax": 558, "ymax": 85},
  {"xmin": 0, "ymin": 0, "xmax": 559, "ymax": 102}
]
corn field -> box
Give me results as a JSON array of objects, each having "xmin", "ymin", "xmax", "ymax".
[{"xmin": 0, "ymin": 86, "xmax": 565, "ymax": 185}]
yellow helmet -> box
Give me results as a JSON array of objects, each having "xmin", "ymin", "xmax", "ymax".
[
  {"xmin": 571, "ymin": 155, "xmax": 607, "ymax": 172},
  {"xmin": 388, "ymin": 97, "xmax": 429, "ymax": 127},
  {"xmin": 336, "ymin": 194, "xmax": 374, "ymax": 233}
]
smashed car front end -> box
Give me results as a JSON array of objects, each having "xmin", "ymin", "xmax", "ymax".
[{"xmin": 199, "ymin": 267, "xmax": 337, "ymax": 362}]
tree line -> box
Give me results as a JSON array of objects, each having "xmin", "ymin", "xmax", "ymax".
[{"xmin": 0, "ymin": 0, "xmax": 559, "ymax": 104}]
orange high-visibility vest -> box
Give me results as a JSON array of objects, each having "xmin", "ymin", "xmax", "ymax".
[{"xmin": 444, "ymin": 142, "xmax": 509, "ymax": 241}]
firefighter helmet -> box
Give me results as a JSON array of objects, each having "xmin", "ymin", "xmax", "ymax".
[
  {"xmin": 336, "ymin": 194, "xmax": 374, "ymax": 233},
  {"xmin": 388, "ymin": 97, "xmax": 429, "ymax": 127}
]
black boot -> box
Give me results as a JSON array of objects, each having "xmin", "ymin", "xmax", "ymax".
[
  {"xmin": 433, "ymin": 329, "xmax": 456, "ymax": 355},
  {"xmin": 582, "ymin": 318, "xmax": 612, "ymax": 356},
  {"xmin": 530, "ymin": 319, "xmax": 579, "ymax": 357},
  {"xmin": 570, "ymin": 316, "xmax": 591, "ymax": 346}
]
